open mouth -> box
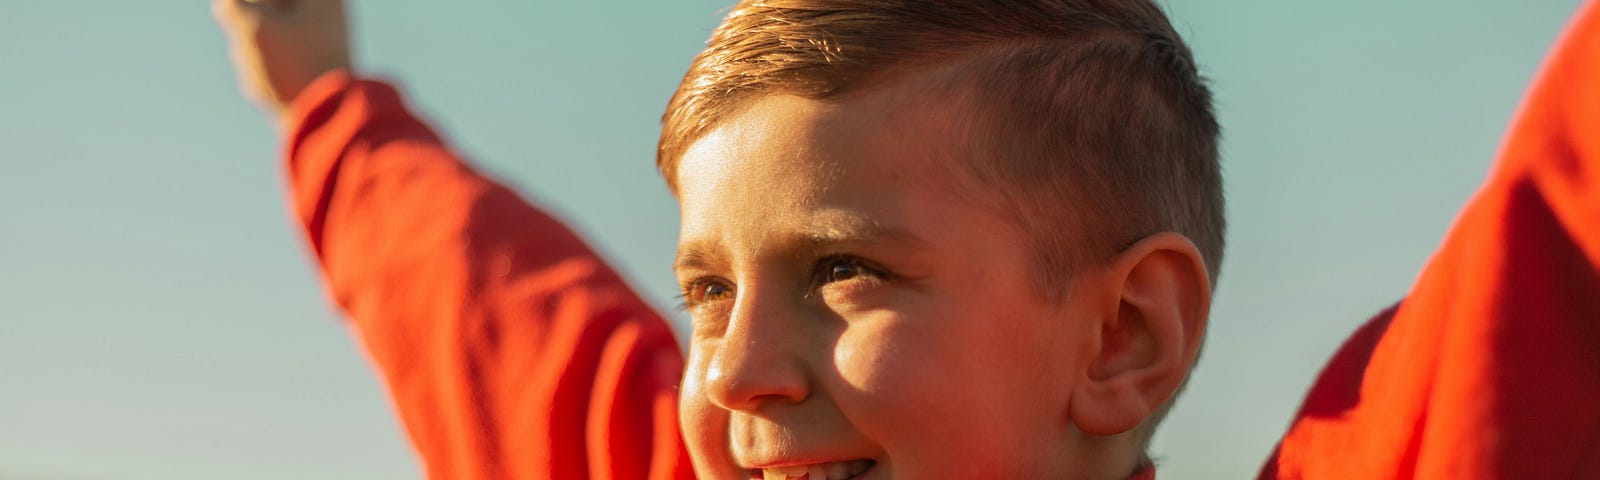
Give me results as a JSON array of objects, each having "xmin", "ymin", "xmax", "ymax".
[{"xmin": 752, "ymin": 459, "xmax": 876, "ymax": 479}]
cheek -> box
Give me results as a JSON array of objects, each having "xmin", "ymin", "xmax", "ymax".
[
  {"xmin": 832, "ymin": 302, "xmax": 1005, "ymax": 399},
  {"xmin": 831, "ymin": 312, "xmax": 921, "ymax": 396},
  {"xmin": 830, "ymin": 311, "xmax": 986, "ymax": 435},
  {"xmin": 830, "ymin": 297, "xmax": 1083, "ymax": 469},
  {"xmin": 830, "ymin": 319, "xmax": 1015, "ymax": 474},
  {"xmin": 680, "ymin": 347, "xmax": 735, "ymax": 477}
]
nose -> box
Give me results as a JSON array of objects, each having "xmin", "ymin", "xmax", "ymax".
[{"xmin": 703, "ymin": 289, "xmax": 811, "ymax": 412}]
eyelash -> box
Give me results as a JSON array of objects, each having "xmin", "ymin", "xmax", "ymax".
[
  {"xmin": 809, "ymin": 254, "xmax": 888, "ymax": 294},
  {"xmin": 675, "ymin": 255, "xmax": 890, "ymax": 311}
]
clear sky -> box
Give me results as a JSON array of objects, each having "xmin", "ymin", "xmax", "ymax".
[{"xmin": 0, "ymin": 1, "xmax": 1584, "ymax": 478}]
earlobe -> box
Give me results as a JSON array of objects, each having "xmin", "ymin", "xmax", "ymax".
[{"xmin": 1069, "ymin": 232, "xmax": 1211, "ymax": 436}]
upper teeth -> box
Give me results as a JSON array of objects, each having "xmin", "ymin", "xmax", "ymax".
[{"xmin": 760, "ymin": 460, "xmax": 871, "ymax": 480}]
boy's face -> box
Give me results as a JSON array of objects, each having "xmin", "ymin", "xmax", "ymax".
[{"xmin": 673, "ymin": 85, "xmax": 1102, "ymax": 479}]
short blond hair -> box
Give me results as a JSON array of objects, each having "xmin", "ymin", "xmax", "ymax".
[{"xmin": 659, "ymin": 0, "xmax": 1224, "ymax": 292}]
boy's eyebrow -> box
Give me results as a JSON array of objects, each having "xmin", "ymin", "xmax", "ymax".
[
  {"xmin": 674, "ymin": 217, "xmax": 927, "ymax": 273},
  {"xmin": 800, "ymin": 220, "xmax": 926, "ymax": 248},
  {"xmin": 674, "ymin": 246, "xmax": 718, "ymax": 274}
]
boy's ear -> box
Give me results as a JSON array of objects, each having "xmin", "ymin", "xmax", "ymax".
[{"xmin": 1069, "ymin": 232, "xmax": 1211, "ymax": 436}]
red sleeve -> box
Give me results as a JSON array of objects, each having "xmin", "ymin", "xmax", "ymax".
[
  {"xmin": 280, "ymin": 71, "xmax": 695, "ymax": 480},
  {"xmin": 1261, "ymin": 2, "xmax": 1600, "ymax": 479}
]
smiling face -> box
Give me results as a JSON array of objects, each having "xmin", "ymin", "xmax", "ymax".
[{"xmin": 672, "ymin": 80, "xmax": 1117, "ymax": 479}]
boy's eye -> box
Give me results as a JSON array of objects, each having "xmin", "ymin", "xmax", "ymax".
[
  {"xmin": 700, "ymin": 282, "xmax": 733, "ymax": 300},
  {"xmin": 815, "ymin": 255, "xmax": 883, "ymax": 285},
  {"xmin": 678, "ymin": 278, "xmax": 735, "ymax": 311},
  {"xmin": 826, "ymin": 260, "xmax": 863, "ymax": 282}
]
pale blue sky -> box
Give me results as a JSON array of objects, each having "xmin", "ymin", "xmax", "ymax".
[{"xmin": 0, "ymin": 1, "xmax": 1583, "ymax": 478}]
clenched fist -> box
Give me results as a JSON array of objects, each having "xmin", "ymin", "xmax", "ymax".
[{"xmin": 214, "ymin": 0, "xmax": 351, "ymax": 125}]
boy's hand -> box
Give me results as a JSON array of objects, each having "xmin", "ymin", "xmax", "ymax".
[{"xmin": 214, "ymin": 0, "xmax": 351, "ymax": 124}]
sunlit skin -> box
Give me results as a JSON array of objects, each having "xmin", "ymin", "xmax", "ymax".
[{"xmin": 672, "ymin": 70, "xmax": 1211, "ymax": 480}]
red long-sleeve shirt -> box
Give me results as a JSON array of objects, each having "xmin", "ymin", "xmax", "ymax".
[{"xmin": 279, "ymin": 3, "xmax": 1597, "ymax": 479}]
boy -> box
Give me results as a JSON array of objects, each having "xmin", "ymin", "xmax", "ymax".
[{"xmin": 215, "ymin": 0, "xmax": 1600, "ymax": 478}]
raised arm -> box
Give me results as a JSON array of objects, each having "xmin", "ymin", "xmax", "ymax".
[
  {"xmin": 1262, "ymin": 2, "xmax": 1600, "ymax": 478},
  {"xmin": 215, "ymin": 2, "xmax": 693, "ymax": 478}
]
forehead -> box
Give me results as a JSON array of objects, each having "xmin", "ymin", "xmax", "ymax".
[{"xmin": 674, "ymin": 83, "xmax": 982, "ymax": 214}]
